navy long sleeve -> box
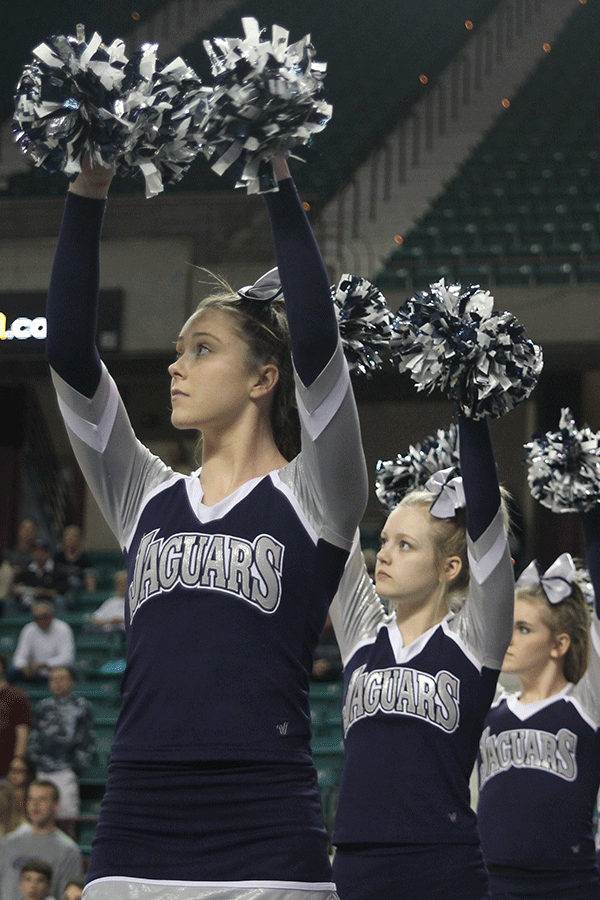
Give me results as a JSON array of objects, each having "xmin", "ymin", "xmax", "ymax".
[
  {"xmin": 580, "ymin": 507, "xmax": 600, "ymax": 619},
  {"xmin": 49, "ymin": 179, "xmax": 337, "ymax": 396},
  {"xmin": 263, "ymin": 178, "xmax": 338, "ymax": 387},
  {"xmin": 458, "ymin": 411, "xmax": 502, "ymax": 543},
  {"xmin": 46, "ymin": 192, "xmax": 105, "ymax": 398}
]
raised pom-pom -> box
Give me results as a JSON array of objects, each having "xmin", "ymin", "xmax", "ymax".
[
  {"xmin": 198, "ymin": 16, "xmax": 332, "ymax": 193},
  {"xmin": 375, "ymin": 424, "xmax": 459, "ymax": 509},
  {"xmin": 332, "ymin": 275, "xmax": 393, "ymax": 376},
  {"xmin": 525, "ymin": 408, "xmax": 600, "ymax": 513},
  {"xmin": 13, "ymin": 28, "xmax": 207, "ymax": 197},
  {"xmin": 118, "ymin": 46, "xmax": 209, "ymax": 196},
  {"xmin": 13, "ymin": 30, "xmax": 133, "ymax": 175},
  {"xmin": 389, "ymin": 279, "xmax": 543, "ymax": 419}
]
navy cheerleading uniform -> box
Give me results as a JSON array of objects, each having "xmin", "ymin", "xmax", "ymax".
[
  {"xmin": 329, "ymin": 414, "xmax": 514, "ymax": 900},
  {"xmin": 46, "ymin": 178, "xmax": 367, "ymax": 900},
  {"xmin": 477, "ymin": 510, "xmax": 600, "ymax": 900}
]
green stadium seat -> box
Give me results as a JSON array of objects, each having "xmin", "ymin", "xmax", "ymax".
[
  {"xmin": 0, "ymin": 632, "xmax": 17, "ymax": 656},
  {"xmin": 578, "ymin": 262, "xmax": 600, "ymax": 282},
  {"xmin": 80, "ymin": 748, "xmax": 109, "ymax": 786},
  {"xmin": 535, "ymin": 262, "xmax": 576, "ymax": 285},
  {"xmin": 495, "ymin": 264, "xmax": 536, "ymax": 286}
]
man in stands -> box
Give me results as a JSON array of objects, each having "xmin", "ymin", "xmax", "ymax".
[
  {"xmin": 7, "ymin": 603, "xmax": 74, "ymax": 684},
  {"xmin": 0, "ymin": 780, "xmax": 83, "ymax": 900}
]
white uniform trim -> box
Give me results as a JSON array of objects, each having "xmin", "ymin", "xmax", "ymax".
[
  {"xmin": 441, "ymin": 616, "xmax": 483, "ymax": 672},
  {"xmin": 295, "ymin": 354, "xmax": 350, "ymax": 442},
  {"xmin": 83, "ymin": 876, "xmax": 338, "ymax": 900},
  {"xmin": 467, "ymin": 524, "xmax": 509, "ymax": 586},
  {"xmin": 57, "ymin": 378, "xmax": 119, "ymax": 454},
  {"xmin": 506, "ymin": 688, "xmax": 598, "ymax": 732},
  {"xmin": 122, "ymin": 472, "xmax": 186, "ymax": 552},
  {"xmin": 269, "ymin": 471, "xmax": 319, "ymax": 545}
]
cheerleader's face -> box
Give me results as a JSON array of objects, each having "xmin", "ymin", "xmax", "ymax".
[
  {"xmin": 169, "ymin": 309, "xmax": 271, "ymax": 433},
  {"xmin": 502, "ymin": 597, "xmax": 561, "ymax": 677},
  {"xmin": 376, "ymin": 504, "xmax": 447, "ymax": 610}
]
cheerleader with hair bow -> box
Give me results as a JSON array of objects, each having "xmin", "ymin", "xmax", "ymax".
[
  {"xmin": 34, "ymin": 18, "xmax": 372, "ymax": 898},
  {"xmin": 328, "ymin": 278, "xmax": 543, "ymax": 900},
  {"xmin": 477, "ymin": 416, "xmax": 600, "ymax": 899}
]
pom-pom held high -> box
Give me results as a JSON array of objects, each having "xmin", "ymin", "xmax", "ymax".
[
  {"xmin": 197, "ymin": 17, "xmax": 332, "ymax": 194},
  {"xmin": 389, "ymin": 278, "xmax": 543, "ymax": 420},
  {"xmin": 13, "ymin": 18, "xmax": 332, "ymax": 197},
  {"xmin": 12, "ymin": 27, "xmax": 209, "ymax": 197},
  {"xmin": 525, "ymin": 407, "xmax": 600, "ymax": 513}
]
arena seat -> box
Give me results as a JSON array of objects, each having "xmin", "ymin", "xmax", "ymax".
[{"xmin": 377, "ymin": 1, "xmax": 600, "ymax": 289}]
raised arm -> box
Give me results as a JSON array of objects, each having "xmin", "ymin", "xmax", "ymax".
[
  {"xmin": 263, "ymin": 158, "xmax": 368, "ymax": 548},
  {"xmin": 580, "ymin": 507, "xmax": 600, "ymax": 621},
  {"xmin": 263, "ymin": 157, "xmax": 338, "ymax": 386},
  {"xmin": 458, "ymin": 411, "xmax": 501, "ymax": 542},
  {"xmin": 456, "ymin": 411, "xmax": 514, "ymax": 669},
  {"xmin": 46, "ymin": 164, "xmax": 170, "ymax": 548},
  {"xmin": 572, "ymin": 508, "xmax": 600, "ymax": 718},
  {"xmin": 46, "ymin": 163, "xmax": 114, "ymax": 397}
]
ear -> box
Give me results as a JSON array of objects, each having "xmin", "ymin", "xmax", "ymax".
[
  {"xmin": 443, "ymin": 555, "xmax": 462, "ymax": 585},
  {"xmin": 249, "ymin": 362, "xmax": 280, "ymax": 400},
  {"xmin": 550, "ymin": 632, "xmax": 571, "ymax": 660}
]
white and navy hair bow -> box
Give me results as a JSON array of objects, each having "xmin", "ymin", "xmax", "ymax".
[
  {"xmin": 516, "ymin": 552, "xmax": 576, "ymax": 604},
  {"xmin": 425, "ymin": 467, "xmax": 466, "ymax": 519},
  {"xmin": 237, "ymin": 267, "xmax": 284, "ymax": 303}
]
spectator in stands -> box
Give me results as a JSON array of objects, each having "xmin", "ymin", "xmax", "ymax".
[
  {"xmin": 0, "ymin": 782, "xmax": 25, "ymax": 841},
  {"xmin": 53, "ymin": 526, "xmax": 96, "ymax": 598},
  {"xmin": 6, "ymin": 756, "xmax": 37, "ymax": 816},
  {"xmin": 0, "ymin": 547, "xmax": 16, "ymax": 614},
  {"xmin": 0, "ymin": 780, "xmax": 83, "ymax": 900},
  {"xmin": 88, "ymin": 569, "xmax": 127, "ymax": 632},
  {"xmin": 13, "ymin": 542, "xmax": 69, "ymax": 614},
  {"xmin": 6, "ymin": 519, "xmax": 39, "ymax": 579},
  {"xmin": 6, "ymin": 603, "xmax": 75, "ymax": 684},
  {"xmin": 60, "ymin": 879, "xmax": 83, "ymax": 900},
  {"xmin": 0, "ymin": 651, "xmax": 33, "ymax": 776},
  {"xmin": 28, "ymin": 665, "xmax": 95, "ymax": 820},
  {"xmin": 311, "ymin": 614, "xmax": 343, "ymax": 682},
  {"xmin": 18, "ymin": 859, "xmax": 55, "ymax": 900}
]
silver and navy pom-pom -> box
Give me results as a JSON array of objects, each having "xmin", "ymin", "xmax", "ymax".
[
  {"xmin": 118, "ymin": 46, "xmax": 209, "ymax": 197},
  {"xmin": 13, "ymin": 28, "xmax": 207, "ymax": 196},
  {"xmin": 375, "ymin": 424, "xmax": 459, "ymax": 509},
  {"xmin": 332, "ymin": 275, "xmax": 393, "ymax": 376},
  {"xmin": 13, "ymin": 29, "xmax": 133, "ymax": 175},
  {"xmin": 198, "ymin": 17, "xmax": 332, "ymax": 193},
  {"xmin": 525, "ymin": 408, "xmax": 600, "ymax": 513},
  {"xmin": 389, "ymin": 279, "xmax": 543, "ymax": 419}
]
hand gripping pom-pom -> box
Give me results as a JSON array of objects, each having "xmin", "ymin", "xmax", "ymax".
[
  {"xmin": 375, "ymin": 424, "xmax": 460, "ymax": 510},
  {"xmin": 389, "ymin": 279, "xmax": 543, "ymax": 419},
  {"xmin": 525, "ymin": 408, "xmax": 600, "ymax": 513},
  {"xmin": 198, "ymin": 17, "xmax": 332, "ymax": 193},
  {"xmin": 13, "ymin": 31, "xmax": 133, "ymax": 176},
  {"xmin": 331, "ymin": 275, "xmax": 393, "ymax": 376}
]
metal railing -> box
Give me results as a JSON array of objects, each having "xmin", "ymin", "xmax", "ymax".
[{"xmin": 322, "ymin": 0, "xmax": 560, "ymax": 275}]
